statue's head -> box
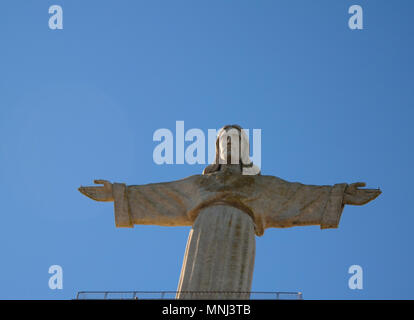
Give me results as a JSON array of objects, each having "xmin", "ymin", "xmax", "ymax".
[{"xmin": 203, "ymin": 125, "xmax": 261, "ymax": 175}]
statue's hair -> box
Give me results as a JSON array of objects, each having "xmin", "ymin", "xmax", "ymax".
[{"xmin": 203, "ymin": 125, "xmax": 260, "ymax": 175}]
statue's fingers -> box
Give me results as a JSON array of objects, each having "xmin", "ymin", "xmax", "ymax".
[
  {"xmin": 359, "ymin": 190, "xmax": 381, "ymax": 204},
  {"xmin": 94, "ymin": 179, "xmax": 107, "ymax": 185},
  {"xmin": 347, "ymin": 182, "xmax": 364, "ymax": 194},
  {"xmin": 364, "ymin": 189, "xmax": 382, "ymax": 195},
  {"xmin": 79, "ymin": 186, "xmax": 95, "ymax": 198},
  {"xmin": 78, "ymin": 186, "xmax": 113, "ymax": 201},
  {"xmin": 365, "ymin": 191, "xmax": 380, "ymax": 198},
  {"xmin": 82, "ymin": 187, "xmax": 105, "ymax": 200},
  {"xmin": 353, "ymin": 182, "xmax": 366, "ymax": 188},
  {"xmin": 370, "ymin": 189, "xmax": 382, "ymax": 198},
  {"xmin": 81, "ymin": 185, "xmax": 98, "ymax": 192}
]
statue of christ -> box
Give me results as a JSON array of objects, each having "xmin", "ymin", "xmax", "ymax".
[{"xmin": 79, "ymin": 125, "xmax": 381, "ymax": 299}]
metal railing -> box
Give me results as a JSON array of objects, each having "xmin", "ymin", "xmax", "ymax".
[{"xmin": 75, "ymin": 291, "xmax": 303, "ymax": 300}]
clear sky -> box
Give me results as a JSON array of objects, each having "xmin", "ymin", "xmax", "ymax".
[{"xmin": 0, "ymin": 0, "xmax": 413, "ymax": 299}]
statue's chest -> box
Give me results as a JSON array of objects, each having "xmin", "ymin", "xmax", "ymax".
[{"xmin": 196, "ymin": 174, "xmax": 257, "ymax": 199}]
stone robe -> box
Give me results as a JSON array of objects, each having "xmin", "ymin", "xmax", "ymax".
[{"xmin": 111, "ymin": 173, "xmax": 347, "ymax": 299}]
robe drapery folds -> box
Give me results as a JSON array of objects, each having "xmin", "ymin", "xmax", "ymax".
[
  {"xmin": 111, "ymin": 174, "xmax": 347, "ymax": 236},
  {"xmin": 176, "ymin": 205, "xmax": 256, "ymax": 299}
]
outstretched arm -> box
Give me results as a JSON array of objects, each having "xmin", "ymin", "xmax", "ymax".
[
  {"xmin": 343, "ymin": 182, "xmax": 381, "ymax": 205},
  {"xmin": 78, "ymin": 176, "xmax": 200, "ymax": 228},
  {"xmin": 251, "ymin": 175, "xmax": 381, "ymax": 234}
]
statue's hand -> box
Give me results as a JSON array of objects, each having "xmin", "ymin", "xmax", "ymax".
[
  {"xmin": 343, "ymin": 182, "xmax": 381, "ymax": 205},
  {"xmin": 78, "ymin": 180, "xmax": 114, "ymax": 202}
]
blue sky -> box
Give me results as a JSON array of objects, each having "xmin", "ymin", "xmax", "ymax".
[{"xmin": 0, "ymin": 0, "xmax": 413, "ymax": 299}]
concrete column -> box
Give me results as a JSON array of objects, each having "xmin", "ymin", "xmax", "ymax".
[{"xmin": 176, "ymin": 205, "xmax": 256, "ymax": 299}]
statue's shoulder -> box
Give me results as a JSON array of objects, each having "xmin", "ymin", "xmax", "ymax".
[
  {"xmin": 253, "ymin": 174, "xmax": 290, "ymax": 185},
  {"xmin": 127, "ymin": 174, "xmax": 202, "ymax": 188},
  {"xmin": 179, "ymin": 174, "xmax": 203, "ymax": 182}
]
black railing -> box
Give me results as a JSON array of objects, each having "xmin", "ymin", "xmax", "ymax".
[{"xmin": 75, "ymin": 291, "xmax": 303, "ymax": 300}]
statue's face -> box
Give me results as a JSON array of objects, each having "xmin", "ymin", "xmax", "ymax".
[{"xmin": 218, "ymin": 128, "xmax": 241, "ymax": 164}]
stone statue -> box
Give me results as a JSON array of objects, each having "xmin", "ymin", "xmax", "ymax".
[{"xmin": 79, "ymin": 125, "xmax": 381, "ymax": 299}]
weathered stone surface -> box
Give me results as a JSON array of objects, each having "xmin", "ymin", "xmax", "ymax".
[
  {"xmin": 176, "ymin": 205, "xmax": 255, "ymax": 299},
  {"xmin": 86, "ymin": 174, "xmax": 351, "ymax": 235}
]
